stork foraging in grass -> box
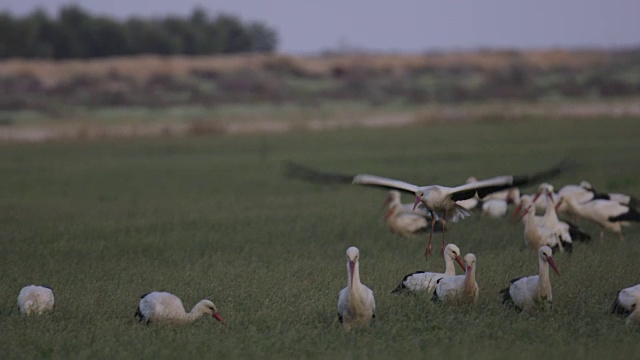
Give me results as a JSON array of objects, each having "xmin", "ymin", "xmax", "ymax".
[
  {"xmin": 135, "ymin": 292, "xmax": 225, "ymax": 325},
  {"xmin": 392, "ymin": 243, "xmax": 466, "ymax": 294},
  {"xmin": 18, "ymin": 285, "xmax": 54, "ymax": 315},
  {"xmin": 337, "ymin": 247, "xmax": 376, "ymax": 329},
  {"xmin": 283, "ymin": 161, "xmax": 566, "ymax": 261},
  {"xmin": 500, "ymin": 246, "xmax": 560, "ymax": 311},
  {"xmin": 612, "ymin": 284, "xmax": 640, "ymax": 324},
  {"xmin": 558, "ymin": 195, "xmax": 640, "ymax": 240},
  {"xmin": 432, "ymin": 253, "xmax": 479, "ymax": 305},
  {"xmin": 383, "ymin": 190, "xmax": 444, "ymax": 237}
]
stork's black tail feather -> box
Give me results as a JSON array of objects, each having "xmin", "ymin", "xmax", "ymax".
[
  {"xmin": 611, "ymin": 293, "xmax": 632, "ymax": 317},
  {"xmin": 135, "ymin": 307, "xmax": 144, "ymax": 322},
  {"xmin": 500, "ymin": 287, "xmax": 514, "ymax": 306},
  {"xmin": 609, "ymin": 206, "xmax": 640, "ymax": 222}
]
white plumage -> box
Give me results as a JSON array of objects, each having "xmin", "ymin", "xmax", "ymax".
[
  {"xmin": 432, "ymin": 253, "xmax": 479, "ymax": 305},
  {"xmin": 612, "ymin": 284, "xmax": 640, "ymax": 324},
  {"xmin": 392, "ymin": 244, "xmax": 466, "ymax": 294},
  {"xmin": 501, "ymin": 246, "xmax": 560, "ymax": 311},
  {"xmin": 18, "ymin": 285, "xmax": 55, "ymax": 315},
  {"xmin": 135, "ymin": 292, "xmax": 225, "ymax": 325},
  {"xmin": 337, "ymin": 247, "xmax": 376, "ymax": 329}
]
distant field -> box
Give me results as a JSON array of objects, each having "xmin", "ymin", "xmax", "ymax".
[{"xmin": 1, "ymin": 117, "xmax": 640, "ymax": 358}]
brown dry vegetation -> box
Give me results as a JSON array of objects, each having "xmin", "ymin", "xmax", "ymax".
[{"xmin": 0, "ymin": 50, "xmax": 613, "ymax": 86}]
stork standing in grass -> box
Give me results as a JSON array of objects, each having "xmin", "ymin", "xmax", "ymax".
[
  {"xmin": 337, "ymin": 246, "xmax": 376, "ymax": 329},
  {"xmin": 18, "ymin": 285, "xmax": 54, "ymax": 315},
  {"xmin": 432, "ymin": 253, "xmax": 479, "ymax": 305},
  {"xmin": 135, "ymin": 292, "xmax": 225, "ymax": 325},
  {"xmin": 612, "ymin": 284, "xmax": 640, "ymax": 324},
  {"xmin": 392, "ymin": 243, "xmax": 466, "ymax": 294},
  {"xmin": 500, "ymin": 246, "xmax": 560, "ymax": 311}
]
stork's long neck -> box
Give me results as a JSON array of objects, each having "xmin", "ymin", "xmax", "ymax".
[
  {"xmin": 348, "ymin": 261, "xmax": 362, "ymax": 290},
  {"xmin": 185, "ymin": 301, "xmax": 208, "ymax": 323},
  {"xmin": 543, "ymin": 194, "xmax": 559, "ymax": 224},
  {"xmin": 464, "ymin": 265, "xmax": 476, "ymax": 293},
  {"xmin": 538, "ymin": 258, "xmax": 552, "ymax": 297},
  {"xmin": 444, "ymin": 255, "xmax": 455, "ymax": 275}
]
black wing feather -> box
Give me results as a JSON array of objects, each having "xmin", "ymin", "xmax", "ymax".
[{"xmin": 283, "ymin": 161, "xmax": 355, "ymax": 184}]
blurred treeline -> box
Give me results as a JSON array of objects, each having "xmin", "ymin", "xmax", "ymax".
[{"xmin": 0, "ymin": 6, "xmax": 278, "ymax": 59}]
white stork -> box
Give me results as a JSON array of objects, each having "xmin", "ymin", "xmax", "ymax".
[
  {"xmin": 432, "ymin": 253, "xmax": 479, "ymax": 305},
  {"xmin": 500, "ymin": 246, "xmax": 560, "ymax": 311},
  {"xmin": 612, "ymin": 284, "xmax": 640, "ymax": 324},
  {"xmin": 18, "ymin": 285, "xmax": 55, "ymax": 315},
  {"xmin": 337, "ymin": 246, "xmax": 376, "ymax": 329},
  {"xmin": 558, "ymin": 196, "xmax": 640, "ymax": 240},
  {"xmin": 135, "ymin": 292, "xmax": 225, "ymax": 325},
  {"xmin": 392, "ymin": 243, "xmax": 466, "ymax": 294}
]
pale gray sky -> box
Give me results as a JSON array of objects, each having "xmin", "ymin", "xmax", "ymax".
[{"xmin": 3, "ymin": 0, "xmax": 639, "ymax": 54}]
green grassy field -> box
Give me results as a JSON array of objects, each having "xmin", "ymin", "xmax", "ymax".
[{"xmin": 1, "ymin": 117, "xmax": 640, "ymax": 359}]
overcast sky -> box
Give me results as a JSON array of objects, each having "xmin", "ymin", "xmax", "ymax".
[{"xmin": 3, "ymin": 0, "xmax": 639, "ymax": 54}]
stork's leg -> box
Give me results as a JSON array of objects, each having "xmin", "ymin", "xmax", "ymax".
[
  {"xmin": 618, "ymin": 232, "xmax": 624, "ymax": 241},
  {"xmin": 425, "ymin": 212, "xmax": 435, "ymax": 261},
  {"xmin": 441, "ymin": 220, "xmax": 447, "ymax": 256}
]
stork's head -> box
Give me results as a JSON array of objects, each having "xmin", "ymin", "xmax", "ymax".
[
  {"xmin": 382, "ymin": 190, "xmax": 401, "ymax": 212},
  {"xmin": 579, "ymin": 181, "xmax": 593, "ymax": 190},
  {"xmin": 346, "ymin": 246, "xmax": 360, "ymax": 286},
  {"xmin": 444, "ymin": 244, "xmax": 466, "ymax": 271},
  {"xmin": 464, "ymin": 253, "xmax": 476, "ymax": 271},
  {"xmin": 538, "ymin": 246, "xmax": 560, "ymax": 276},
  {"xmin": 198, "ymin": 300, "xmax": 225, "ymax": 323},
  {"xmin": 533, "ymin": 183, "xmax": 554, "ymax": 203},
  {"xmin": 413, "ymin": 190, "xmax": 425, "ymax": 210}
]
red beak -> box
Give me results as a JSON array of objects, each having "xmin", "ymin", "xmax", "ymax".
[
  {"xmin": 511, "ymin": 203, "xmax": 523, "ymax": 221},
  {"xmin": 412, "ymin": 195, "xmax": 421, "ymax": 211},
  {"xmin": 555, "ymin": 197, "xmax": 564, "ymax": 211},
  {"xmin": 384, "ymin": 207, "xmax": 394, "ymax": 221},
  {"xmin": 547, "ymin": 257, "xmax": 560, "ymax": 276},
  {"xmin": 349, "ymin": 260, "xmax": 356, "ymax": 287},
  {"xmin": 455, "ymin": 255, "xmax": 466, "ymax": 271},
  {"xmin": 519, "ymin": 207, "xmax": 530, "ymax": 221},
  {"xmin": 212, "ymin": 312, "xmax": 226, "ymax": 324},
  {"xmin": 532, "ymin": 191, "xmax": 541, "ymax": 203},
  {"xmin": 381, "ymin": 196, "xmax": 392, "ymax": 210}
]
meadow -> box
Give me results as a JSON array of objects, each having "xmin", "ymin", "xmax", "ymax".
[{"xmin": 1, "ymin": 116, "xmax": 640, "ymax": 359}]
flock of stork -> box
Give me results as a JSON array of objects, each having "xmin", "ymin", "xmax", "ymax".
[
  {"xmin": 285, "ymin": 161, "xmax": 640, "ymax": 329},
  {"xmin": 14, "ymin": 162, "xmax": 640, "ymax": 330}
]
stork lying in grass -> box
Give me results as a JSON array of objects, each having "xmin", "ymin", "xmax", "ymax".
[{"xmin": 18, "ymin": 285, "xmax": 54, "ymax": 315}]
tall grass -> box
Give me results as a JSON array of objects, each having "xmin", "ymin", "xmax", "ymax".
[{"xmin": 1, "ymin": 117, "xmax": 639, "ymax": 358}]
